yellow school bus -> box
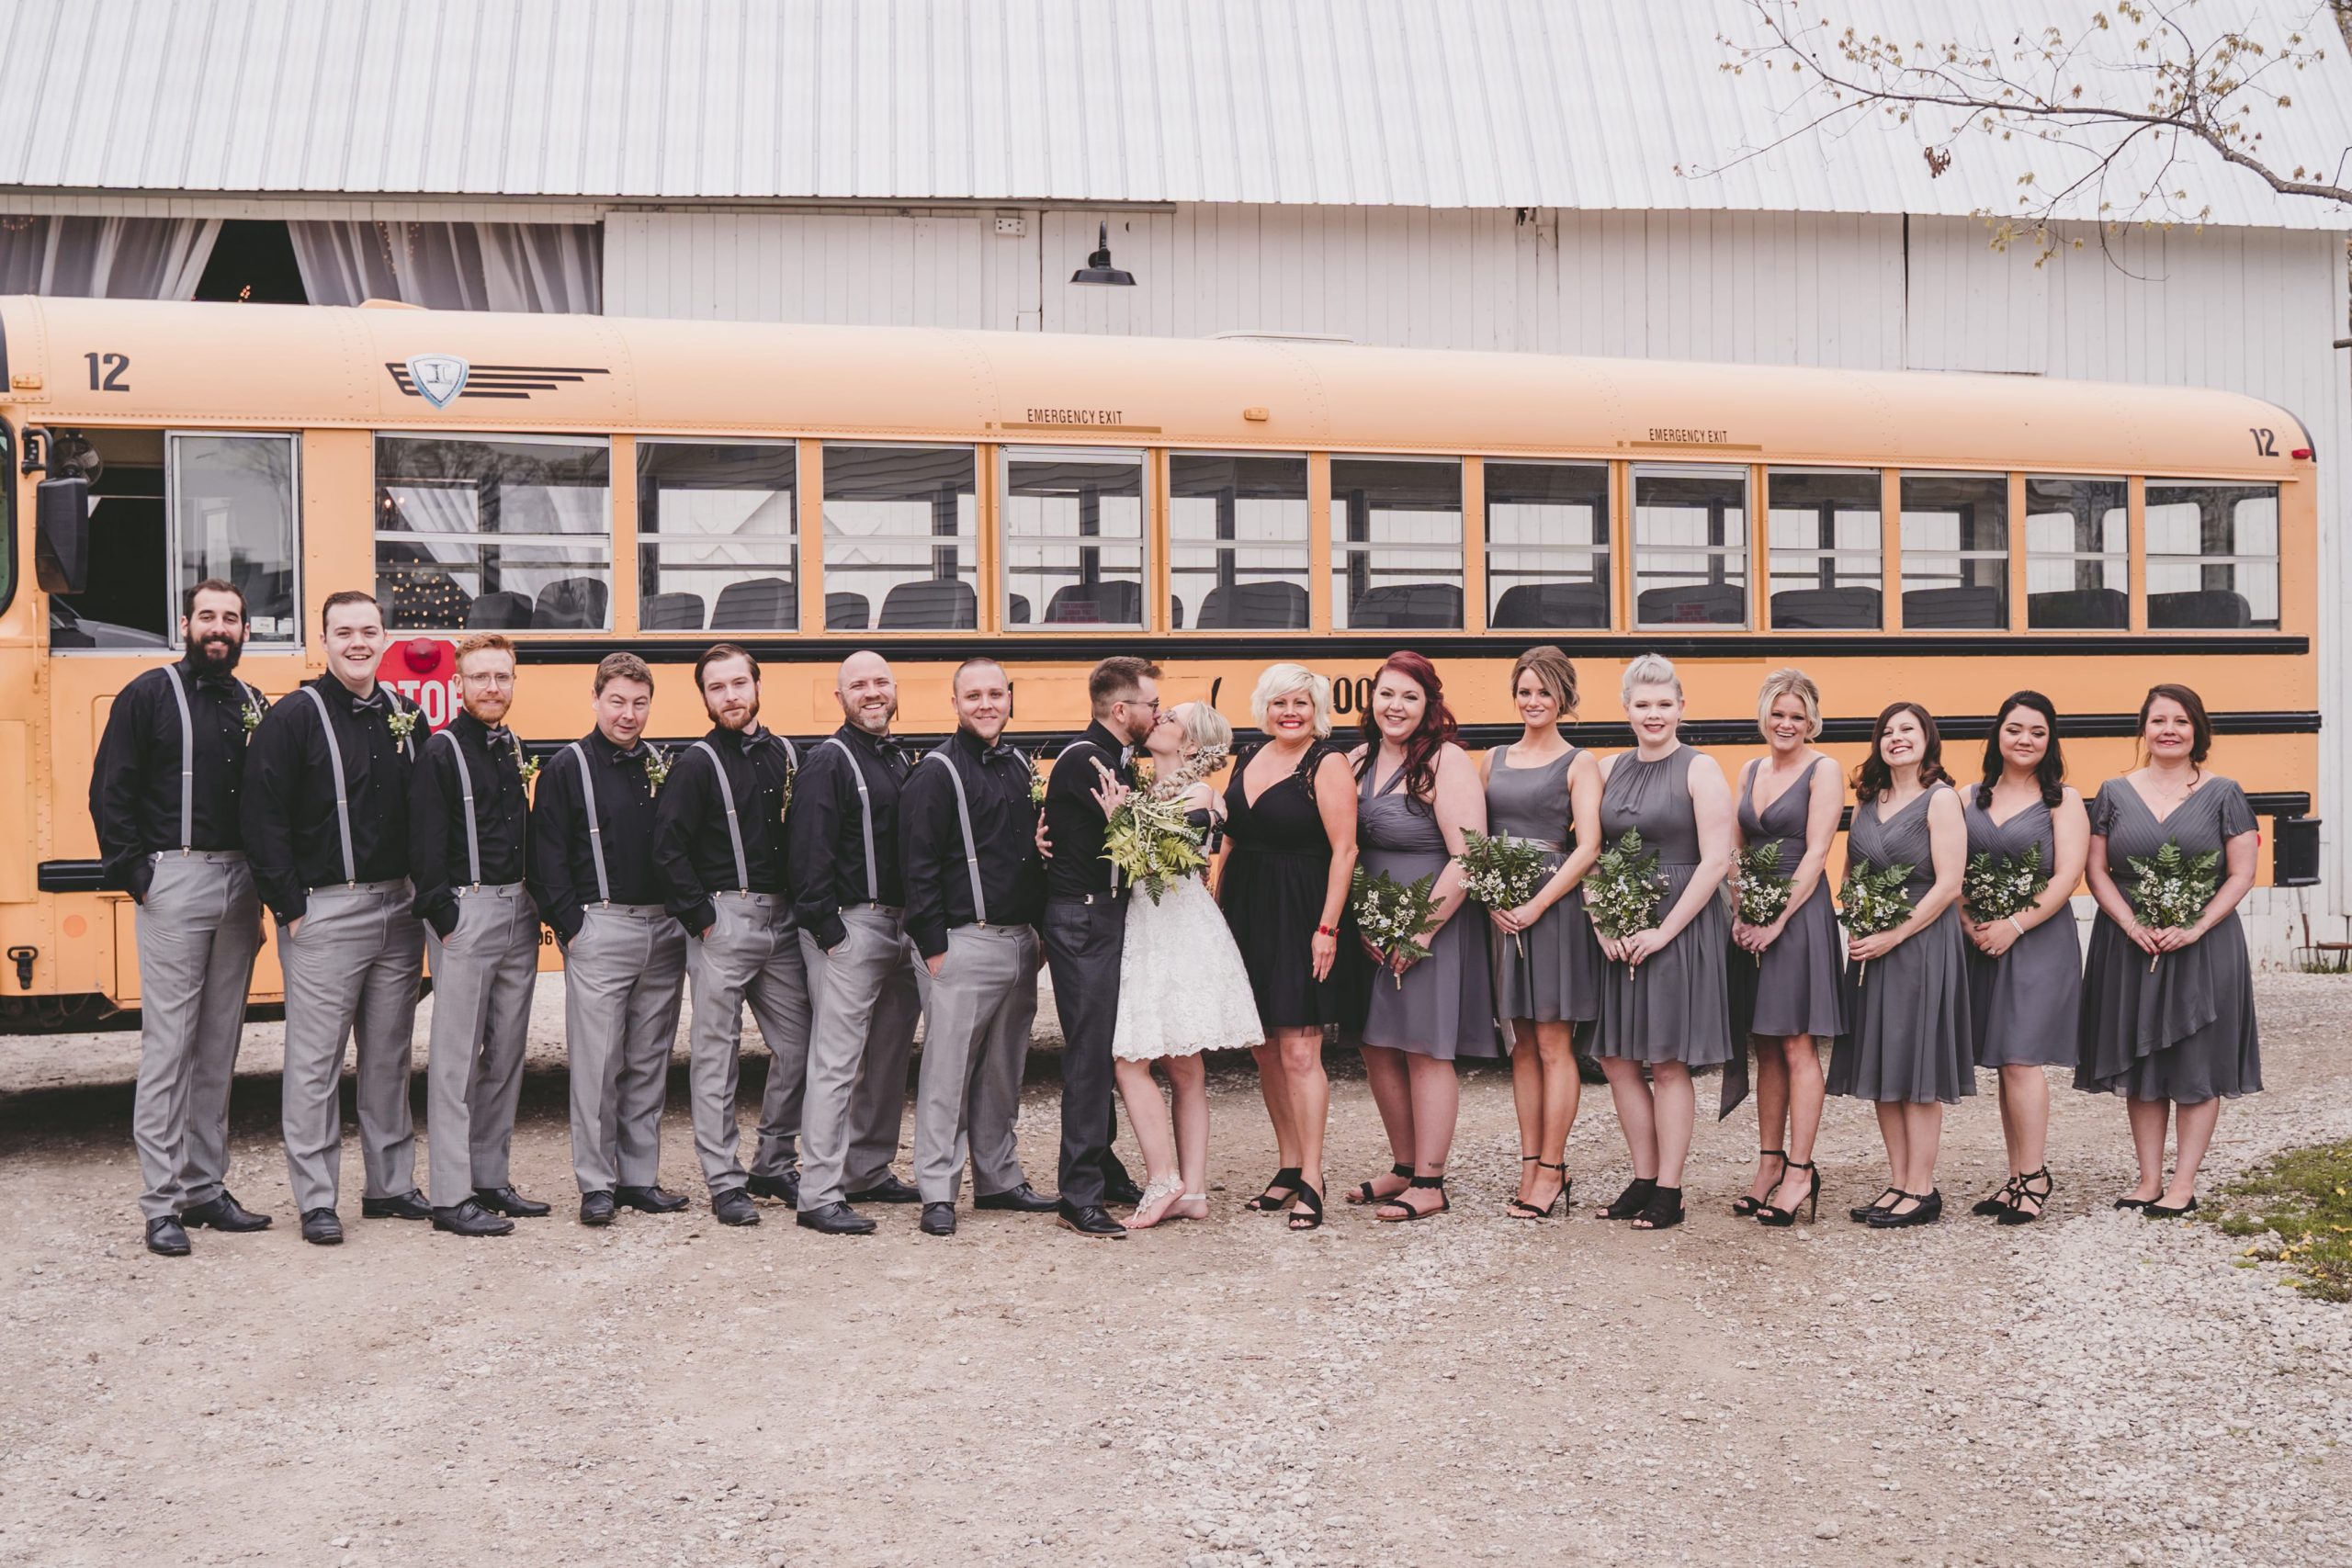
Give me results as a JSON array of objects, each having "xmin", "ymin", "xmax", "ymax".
[{"xmin": 0, "ymin": 295, "xmax": 2318, "ymax": 1010}]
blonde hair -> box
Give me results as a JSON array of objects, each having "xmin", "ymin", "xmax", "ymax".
[
  {"xmin": 1510, "ymin": 646, "xmax": 1579, "ymax": 722},
  {"xmin": 1156, "ymin": 702, "xmax": 1236, "ymax": 796},
  {"xmin": 1620, "ymin": 652, "xmax": 1681, "ymax": 705},
  {"xmin": 1250, "ymin": 662, "xmax": 1332, "ymax": 739},
  {"xmin": 1755, "ymin": 668, "xmax": 1822, "ymax": 739}
]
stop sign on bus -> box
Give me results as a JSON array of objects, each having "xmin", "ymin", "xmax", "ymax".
[{"xmin": 382, "ymin": 637, "xmax": 459, "ymax": 730}]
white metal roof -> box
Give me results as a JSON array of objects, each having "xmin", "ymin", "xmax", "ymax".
[{"xmin": 3, "ymin": 0, "xmax": 2346, "ymax": 228}]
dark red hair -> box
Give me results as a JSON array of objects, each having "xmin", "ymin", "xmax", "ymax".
[{"xmin": 1355, "ymin": 651, "xmax": 1459, "ymax": 803}]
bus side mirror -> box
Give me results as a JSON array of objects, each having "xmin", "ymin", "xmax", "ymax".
[
  {"xmin": 34, "ymin": 475, "xmax": 89, "ymax": 593},
  {"xmin": 2274, "ymin": 815, "xmax": 2323, "ymax": 887}
]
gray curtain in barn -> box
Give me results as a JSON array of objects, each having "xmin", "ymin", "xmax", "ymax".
[
  {"xmin": 288, "ymin": 221, "xmax": 603, "ymax": 312},
  {"xmin": 0, "ymin": 215, "xmax": 220, "ymax": 298}
]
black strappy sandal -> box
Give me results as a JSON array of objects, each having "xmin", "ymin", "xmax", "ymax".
[
  {"xmin": 1972, "ymin": 1175, "xmax": 2023, "ymax": 1218},
  {"xmin": 1600, "ymin": 1177, "xmax": 1657, "ymax": 1221},
  {"xmin": 1997, "ymin": 1167, "xmax": 2053, "ymax": 1226},
  {"xmin": 1732, "ymin": 1149, "xmax": 1786, "ymax": 1217},
  {"xmin": 1756, "ymin": 1159, "xmax": 1820, "ymax": 1228},
  {"xmin": 1509, "ymin": 1161, "xmax": 1569, "ymax": 1219},
  {"xmin": 1375, "ymin": 1174, "xmax": 1449, "ymax": 1223},
  {"xmin": 1347, "ymin": 1161, "xmax": 1414, "ymax": 1206},
  {"xmin": 1244, "ymin": 1168, "xmax": 1304, "ymax": 1213},
  {"xmin": 1630, "ymin": 1185, "xmax": 1685, "ymax": 1231},
  {"xmin": 1288, "ymin": 1182, "xmax": 1326, "ymax": 1232}
]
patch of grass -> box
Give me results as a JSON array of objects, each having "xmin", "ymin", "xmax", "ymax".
[{"xmin": 2208, "ymin": 1138, "xmax": 2352, "ymax": 1303}]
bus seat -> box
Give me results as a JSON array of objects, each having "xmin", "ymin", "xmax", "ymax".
[
  {"xmin": 640, "ymin": 592, "xmax": 706, "ymax": 631},
  {"xmin": 1493, "ymin": 581, "xmax": 1609, "ymax": 629},
  {"xmin": 1635, "ymin": 581, "xmax": 1745, "ymax": 626},
  {"xmin": 1044, "ymin": 580, "xmax": 1143, "ymax": 624},
  {"xmin": 825, "ymin": 592, "xmax": 870, "ymax": 630},
  {"xmin": 1197, "ymin": 581, "xmax": 1309, "ymax": 629},
  {"xmin": 879, "ymin": 579, "xmax": 977, "ymax": 629},
  {"xmin": 466, "ymin": 592, "xmax": 532, "ymax": 629},
  {"xmin": 533, "ymin": 577, "xmax": 608, "ymax": 629},
  {"xmin": 711, "ymin": 577, "xmax": 798, "ymax": 630},
  {"xmin": 1351, "ymin": 582, "xmax": 1463, "ymax": 628},
  {"xmin": 1899, "ymin": 585, "xmax": 2005, "ymax": 628},
  {"xmin": 2027, "ymin": 587, "xmax": 2129, "ymax": 628},
  {"xmin": 2148, "ymin": 589, "xmax": 2255, "ymax": 628},
  {"xmin": 1770, "ymin": 586, "xmax": 1881, "ymax": 629},
  {"xmin": 1007, "ymin": 593, "xmax": 1032, "ymax": 625}
]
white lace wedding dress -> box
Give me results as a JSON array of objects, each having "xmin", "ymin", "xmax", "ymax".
[{"xmin": 1112, "ymin": 826, "xmax": 1265, "ymax": 1062}]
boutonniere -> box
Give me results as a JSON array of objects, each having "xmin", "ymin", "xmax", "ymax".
[
  {"xmin": 241, "ymin": 700, "xmax": 264, "ymax": 736},
  {"xmin": 386, "ymin": 709, "xmax": 418, "ymax": 755},
  {"xmin": 780, "ymin": 761, "xmax": 797, "ymax": 820},
  {"xmin": 1029, "ymin": 756, "xmax": 1048, "ymax": 807},
  {"xmin": 643, "ymin": 746, "xmax": 671, "ymax": 795},
  {"xmin": 509, "ymin": 732, "xmax": 540, "ymax": 790}
]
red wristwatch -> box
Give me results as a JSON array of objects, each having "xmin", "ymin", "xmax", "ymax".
[{"xmin": 1316, "ymin": 924, "xmax": 1338, "ymax": 937}]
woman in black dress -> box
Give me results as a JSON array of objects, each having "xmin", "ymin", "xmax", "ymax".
[{"xmin": 1219, "ymin": 663, "xmax": 1360, "ymax": 1231}]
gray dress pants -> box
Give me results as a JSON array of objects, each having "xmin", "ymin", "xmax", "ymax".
[
  {"xmin": 278, "ymin": 879, "xmax": 424, "ymax": 1213},
  {"xmin": 131, "ymin": 852, "xmax": 262, "ymax": 1222},
  {"xmin": 683, "ymin": 893, "xmax": 810, "ymax": 1196},
  {"xmin": 564, "ymin": 905, "xmax": 687, "ymax": 1194},
  {"xmin": 797, "ymin": 905, "xmax": 922, "ymax": 1208},
  {"xmin": 911, "ymin": 923, "xmax": 1040, "ymax": 1205},
  {"xmin": 422, "ymin": 884, "xmax": 540, "ymax": 1206}
]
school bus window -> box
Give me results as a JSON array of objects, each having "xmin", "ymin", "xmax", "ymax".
[
  {"xmin": 822, "ymin": 445, "xmax": 978, "ymax": 632},
  {"xmin": 1329, "ymin": 457, "xmax": 1464, "ymax": 630},
  {"xmin": 1487, "ymin": 461, "xmax": 1609, "ymax": 630},
  {"xmin": 376, "ymin": 434, "xmax": 611, "ymax": 632},
  {"xmin": 1170, "ymin": 453, "xmax": 1309, "ymax": 630},
  {"xmin": 638, "ymin": 440, "xmax": 798, "ymax": 633},
  {"xmin": 1633, "ymin": 464, "xmax": 1748, "ymax": 627},
  {"xmin": 2025, "ymin": 475, "xmax": 2128, "ymax": 629},
  {"xmin": 172, "ymin": 433, "xmax": 300, "ymax": 644},
  {"xmin": 49, "ymin": 426, "xmax": 169, "ymax": 649},
  {"xmin": 2145, "ymin": 481, "xmax": 2280, "ymax": 629},
  {"xmin": 1767, "ymin": 468, "xmax": 1882, "ymax": 629},
  {"xmin": 1002, "ymin": 448, "xmax": 1146, "ymax": 628},
  {"xmin": 1898, "ymin": 472, "xmax": 2009, "ymax": 629}
]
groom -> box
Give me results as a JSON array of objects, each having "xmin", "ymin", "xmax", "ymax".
[{"xmin": 1039, "ymin": 656, "xmax": 1159, "ymax": 1237}]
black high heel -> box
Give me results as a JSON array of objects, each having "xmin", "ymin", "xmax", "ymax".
[
  {"xmin": 1508, "ymin": 1162, "xmax": 1569, "ymax": 1219},
  {"xmin": 1997, "ymin": 1168, "xmax": 2053, "ymax": 1226},
  {"xmin": 1631, "ymin": 1185, "xmax": 1685, "ymax": 1231},
  {"xmin": 1244, "ymin": 1168, "xmax": 1304, "ymax": 1212},
  {"xmin": 1866, "ymin": 1189, "xmax": 1944, "ymax": 1228},
  {"xmin": 1375, "ymin": 1174, "xmax": 1449, "ymax": 1223},
  {"xmin": 1849, "ymin": 1186, "xmax": 1902, "ymax": 1224},
  {"xmin": 1600, "ymin": 1177, "xmax": 1657, "ymax": 1221},
  {"xmin": 1732, "ymin": 1149, "xmax": 1786, "ymax": 1217},
  {"xmin": 1756, "ymin": 1159, "xmax": 1820, "ymax": 1227},
  {"xmin": 1972, "ymin": 1176, "xmax": 2023, "ymax": 1218},
  {"xmin": 1347, "ymin": 1161, "xmax": 1413, "ymax": 1206},
  {"xmin": 1287, "ymin": 1181, "xmax": 1326, "ymax": 1231}
]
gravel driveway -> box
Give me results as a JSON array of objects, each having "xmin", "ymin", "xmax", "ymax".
[{"xmin": 2, "ymin": 975, "xmax": 2346, "ymax": 1567}]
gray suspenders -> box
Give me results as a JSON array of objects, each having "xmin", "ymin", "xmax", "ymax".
[
  {"xmin": 821, "ymin": 735, "xmax": 879, "ymax": 903},
  {"xmin": 299, "ymin": 685, "xmax": 359, "ymax": 886},
  {"xmin": 564, "ymin": 741, "xmax": 611, "ymax": 905},
  {"xmin": 689, "ymin": 733, "xmax": 797, "ymax": 894},
  {"xmin": 434, "ymin": 728, "xmax": 483, "ymax": 886},
  {"xmin": 162, "ymin": 667, "xmax": 259, "ymax": 851},
  {"xmin": 922, "ymin": 744, "xmax": 1025, "ymax": 927}
]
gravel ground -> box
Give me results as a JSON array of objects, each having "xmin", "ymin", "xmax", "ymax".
[{"xmin": 2, "ymin": 974, "xmax": 2346, "ymax": 1568}]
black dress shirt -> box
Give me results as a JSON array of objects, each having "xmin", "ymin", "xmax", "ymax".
[
  {"xmin": 651, "ymin": 724, "xmax": 797, "ymax": 936},
  {"xmin": 241, "ymin": 676, "xmax": 420, "ymax": 924},
  {"xmin": 88, "ymin": 659, "xmax": 265, "ymax": 900},
  {"xmin": 1041, "ymin": 720, "xmax": 1136, "ymax": 898},
  {"xmin": 787, "ymin": 723, "xmax": 916, "ymax": 950},
  {"xmin": 899, "ymin": 727, "xmax": 1046, "ymax": 959},
  {"xmin": 528, "ymin": 729, "xmax": 668, "ymax": 943},
  {"xmin": 409, "ymin": 709, "xmax": 530, "ymax": 936}
]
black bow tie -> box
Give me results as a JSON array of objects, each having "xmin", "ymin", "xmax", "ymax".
[
  {"xmin": 981, "ymin": 742, "xmax": 1013, "ymax": 763},
  {"xmin": 613, "ymin": 745, "xmax": 645, "ymax": 764},
  {"xmin": 486, "ymin": 727, "xmax": 513, "ymax": 746}
]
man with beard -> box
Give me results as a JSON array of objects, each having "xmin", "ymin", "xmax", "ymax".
[
  {"xmin": 1039, "ymin": 656, "xmax": 1160, "ymax": 1238},
  {"xmin": 409, "ymin": 633, "xmax": 544, "ymax": 1237},
  {"xmin": 651, "ymin": 643, "xmax": 808, "ymax": 1228},
  {"xmin": 786, "ymin": 650, "xmax": 927, "ymax": 1235},
  {"xmin": 91, "ymin": 580, "xmax": 273, "ymax": 1257},
  {"xmin": 243, "ymin": 590, "xmax": 428, "ymax": 1246},
  {"xmin": 899, "ymin": 657, "xmax": 1057, "ymax": 1237},
  {"xmin": 530, "ymin": 652, "xmax": 690, "ymax": 1226}
]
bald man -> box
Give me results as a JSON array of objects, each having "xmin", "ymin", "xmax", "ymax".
[{"xmin": 786, "ymin": 650, "xmax": 925, "ymax": 1235}]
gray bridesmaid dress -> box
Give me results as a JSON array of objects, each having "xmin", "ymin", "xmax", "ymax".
[
  {"xmin": 1826, "ymin": 784, "xmax": 1975, "ymax": 1104},
  {"xmin": 1351, "ymin": 760, "xmax": 1498, "ymax": 1060},
  {"xmin": 1486, "ymin": 744, "xmax": 1603, "ymax": 1026},
  {"xmin": 1736, "ymin": 756, "xmax": 1846, "ymax": 1040},
  {"xmin": 1962, "ymin": 795, "xmax": 2081, "ymax": 1068},
  {"xmin": 2074, "ymin": 777, "xmax": 2261, "ymax": 1103},
  {"xmin": 1587, "ymin": 745, "xmax": 1735, "ymax": 1066}
]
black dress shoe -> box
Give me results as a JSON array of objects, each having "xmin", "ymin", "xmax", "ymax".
[
  {"xmin": 300, "ymin": 1208, "xmax": 344, "ymax": 1246},
  {"xmin": 796, "ymin": 1201, "xmax": 878, "ymax": 1235},
  {"xmin": 973, "ymin": 1181, "xmax": 1057, "ymax": 1213},
  {"xmin": 1102, "ymin": 1175, "xmax": 1146, "ymax": 1208},
  {"xmin": 745, "ymin": 1170, "xmax": 802, "ymax": 1209},
  {"xmin": 144, "ymin": 1216, "xmax": 191, "ymax": 1257},
  {"xmin": 432, "ymin": 1199, "xmax": 515, "ymax": 1237},
  {"xmin": 711, "ymin": 1189, "xmax": 761, "ymax": 1226},
  {"xmin": 180, "ymin": 1190, "xmax": 272, "ymax": 1233},
  {"xmin": 473, "ymin": 1186, "xmax": 551, "ymax": 1218},
  {"xmin": 1057, "ymin": 1201, "xmax": 1128, "ymax": 1238},
  {"xmin": 361, "ymin": 1190, "xmax": 434, "ymax": 1221},
  {"xmin": 845, "ymin": 1172, "xmax": 922, "ymax": 1205},
  {"xmin": 614, "ymin": 1184, "xmax": 689, "ymax": 1214},
  {"xmin": 579, "ymin": 1190, "xmax": 616, "ymax": 1227},
  {"xmin": 921, "ymin": 1201, "xmax": 957, "ymax": 1236}
]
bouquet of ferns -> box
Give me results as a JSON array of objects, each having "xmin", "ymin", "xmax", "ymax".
[
  {"xmin": 1102, "ymin": 791, "xmax": 1208, "ymax": 905},
  {"xmin": 1732, "ymin": 841, "xmax": 1794, "ymax": 965},
  {"xmin": 1838, "ymin": 859, "xmax": 1916, "ymax": 985},
  {"xmin": 1456, "ymin": 829, "xmax": 1553, "ymax": 959},
  {"xmin": 2124, "ymin": 838, "xmax": 2221, "ymax": 974},
  {"xmin": 1962, "ymin": 842, "xmax": 2048, "ymax": 927},
  {"xmin": 1584, "ymin": 830, "xmax": 1666, "ymax": 943},
  {"xmin": 1351, "ymin": 866, "xmax": 1440, "ymax": 987}
]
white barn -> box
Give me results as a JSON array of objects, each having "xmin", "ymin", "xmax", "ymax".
[{"xmin": 5, "ymin": 0, "xmax": 2350, "ymax": 958}]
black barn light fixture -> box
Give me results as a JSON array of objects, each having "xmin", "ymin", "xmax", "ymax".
[{"xmin": 1070, "ymin": 220, "xmax": 1136, "ymax": 286}]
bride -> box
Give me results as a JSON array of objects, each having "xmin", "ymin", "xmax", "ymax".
[{"xmin": 1112, "ymin": 700, "xmax": 1265, "ymax": 1226}]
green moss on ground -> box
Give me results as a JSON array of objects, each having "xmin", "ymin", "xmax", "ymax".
[{"xmin": 2209, "ymin": 1138, "xmax": 2352, "ymax": 1303}]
